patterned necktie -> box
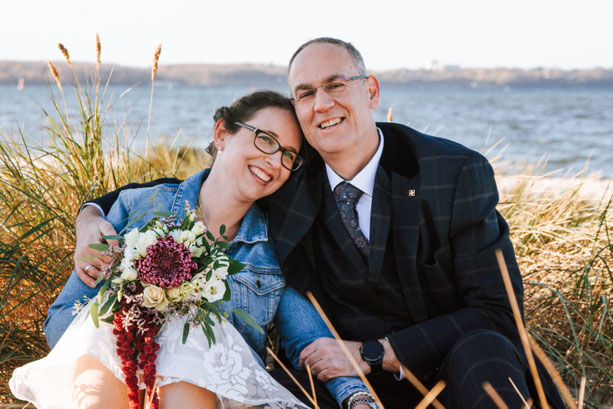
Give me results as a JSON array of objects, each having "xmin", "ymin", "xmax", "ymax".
[{"xmin": 333, "ymin": 182, "xmax": 369, "ymax": 258}]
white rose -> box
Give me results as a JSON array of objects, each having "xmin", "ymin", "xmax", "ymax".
[
  {"xmin": 136, "ymin": 230, "xmax": 158, "ymax": 257},
  {"xmin": 120, "ymin": 267, "xmax": 138, "ymax": 281},
  {"xmin": 179, "ymin": 281, "xmax": 195, "ymax": 297},
  {"xmin": 124, "ymin": 228, "xmax": 140, "ymax": 249},
  {"xmin": 191, "ymin": 221, "xmax": 206, "ymax": 236},
  {"xmin": 203, "ymin": 279, "xmax": 226, "ymax": 302},
  {"xmin": 142, "ymin": 285, "xmax": 169, "ymax": 311},
  {"xmin": 167, "ymin": 287, "xmax": 183, "ymax": 302}
]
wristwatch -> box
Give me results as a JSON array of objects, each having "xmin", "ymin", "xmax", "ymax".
[{"xmin": 360, "ymin": 339, "xmax": 385, "ymax": 374}]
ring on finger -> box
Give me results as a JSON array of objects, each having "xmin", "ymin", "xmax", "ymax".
[{"xmin": 84, "ymin": 264, "xmax": 93, "ymax": 273}]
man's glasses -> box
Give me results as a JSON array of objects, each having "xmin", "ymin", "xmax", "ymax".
[
  {"xmin": 291, "ymin": 75, "xmax": 369, "ymax": 107},
  {"xmin": 234, "ymin": 122, "xmax": 303, "ymax": 171}
]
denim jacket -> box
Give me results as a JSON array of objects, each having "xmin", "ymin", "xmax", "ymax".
[{"xmin": 44, "ymin": 169, "xmax": 366, "ymax": 407}]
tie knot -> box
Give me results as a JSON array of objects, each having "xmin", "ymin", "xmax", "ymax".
[{"xmin": 333, "ymin": 182, "xmax": 363, "ymax": 207}]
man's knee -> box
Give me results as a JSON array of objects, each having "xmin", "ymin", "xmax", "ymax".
[{"xmin": 449, "ymin": 329, "xmax": 517, "ymax": 362}]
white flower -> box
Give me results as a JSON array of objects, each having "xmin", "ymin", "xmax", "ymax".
[
  {"xmin": 191, "ymin": 221, "xmax": 206, "ymax": 236},
  {"xmin": 168, "ymin": 229, "xmax": 183, "ymax": 243},
  {"xmin": 167, "ymin": 287, "xmax": 183, "ymax": 302},
  {"xmin": 213, "ymin": 263, "xmax": 229, "ymax": 280},
  {"xmin": 142, "ymin": 285, "xmax": 169, "ymax": 311},
  {"xmin": 180, "ymin": 230, "xmax": 196, "ymax": 244},
  {"xmin": 136, "ymin": 230, "xmax": 158, "ymax": 257},
  {"xmin": 120, "ymin": 266, "xmax": 138, "ymax": 281},
  {"xmin": 124, "ymin": 228, "xmax": 140, "ymax": 249},
  {"xmin": 179, "ymin": 281, "xmax": 196, "ymax": 298},
  {"xmin": 203, "ymin": 279, "xmax": 226, "ymax": 302},
  {"xmin": 189, "ymin": 243, "xmax": 204, "ymax": 258}
]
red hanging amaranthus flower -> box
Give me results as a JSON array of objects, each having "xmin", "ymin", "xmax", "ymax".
[{"xmin": 114, "ymin": 299, "xmax": 160, "ymax": 409}]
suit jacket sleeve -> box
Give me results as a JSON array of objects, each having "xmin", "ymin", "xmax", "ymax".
[
  {"xmin": 386, "ymin": 154, "xmax": 523, "ymax": 379},
  {"xmin": 84, "ymin": 178, "xmax": 181, "ymax": 216}
]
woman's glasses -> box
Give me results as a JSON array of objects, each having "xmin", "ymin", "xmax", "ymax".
[{"xmin": 234, "ymin": 122, "xmax": 303, "ymax": 171}]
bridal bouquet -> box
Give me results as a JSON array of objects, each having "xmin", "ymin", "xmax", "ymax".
[{"xmin": 88, "ymin": 206, "xmax": 259, "ymax": 409}]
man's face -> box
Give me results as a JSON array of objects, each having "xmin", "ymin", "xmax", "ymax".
[{"xmin": 288, "ymin": 43, "xmax": 379, "ymax": 161}]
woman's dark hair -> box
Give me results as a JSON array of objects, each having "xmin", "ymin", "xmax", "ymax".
[{"xmin": 205, "ymin": 90, "xmax": 298, "ymax": 161}]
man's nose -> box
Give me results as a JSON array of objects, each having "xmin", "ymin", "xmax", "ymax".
[{"xmin": 313, "ymin": 87, "xmax": 335, "ymax": 112}]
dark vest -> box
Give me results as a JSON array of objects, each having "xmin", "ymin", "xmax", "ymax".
[{"xmin": 311, "ymin": 176, "xmax": 414, "ymax": 341}]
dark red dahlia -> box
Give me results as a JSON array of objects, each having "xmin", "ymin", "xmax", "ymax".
[{"xmin": 135, "ymin": 236, "xmax": 197, "ymax": 289}]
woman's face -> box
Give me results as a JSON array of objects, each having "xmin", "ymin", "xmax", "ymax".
[{"xmin": 214, "ymin": 107, "xmax": 302, "ymax": 203}]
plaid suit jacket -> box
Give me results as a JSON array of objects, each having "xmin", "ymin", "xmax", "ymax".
[{"xmin": 266, "ymin": 122, "xmax": 524, "ymax": 378}]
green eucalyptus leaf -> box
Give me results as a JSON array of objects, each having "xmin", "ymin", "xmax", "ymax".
[
  {"xmin": 219, "ymin": 225, "xmax": 226, "ymax": 235},
  {"xmin": 223, "ymin": 281, "xmax": 231, "ymax": 301},
  {"xmin": 232, "ymin": 308, "xmax": 264, "ymax": 334},
  {"xmin": 101, "ymin": 235, "xmax": 123, "ymax": 241},
  {"xmin": 90, "ymin": 301, "xmax": 100, "ymax": 328},
  {"xmin": 153, "ymin": 211, "xmax": 177, "ymax": 218},
  {"xmin": 99, "ymin": 294, "xmax": 117, "ymax": 316},
  {"xmin": 100, "ymin": 315, "xmax": 115, "ymax": 324},
  {"xmin": 88, "ymin": 243, "xmax": 110, "ymax": 252}
]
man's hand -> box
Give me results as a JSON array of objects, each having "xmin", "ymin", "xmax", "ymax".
[
  {"xmin": 299, "ymin": 337, "xmax": 401, "ymax": 381},
  {"xmin": 299, "ymin": 338, "xmax": 369, "ymax": 381},
  {"xmin": 74, "ymin": 205, "xmax": 119, "ymax": 288}
]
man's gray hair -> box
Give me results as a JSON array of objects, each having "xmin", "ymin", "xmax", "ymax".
[{"xmin": 288, "ymin": 37, "xmax": 366, "ymax": 75}]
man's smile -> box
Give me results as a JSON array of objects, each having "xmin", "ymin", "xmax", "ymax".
[{"xmin": 318, "ymin": 117, "xmax": 344, "ymax": 129}]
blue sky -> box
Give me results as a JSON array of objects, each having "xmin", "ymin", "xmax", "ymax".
[{"xmin": 1, "ymin": 0, "xmax": 612, "ymax": 70}]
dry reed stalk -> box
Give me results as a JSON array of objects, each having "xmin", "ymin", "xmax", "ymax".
[
  {"xmin": 387, "ymin": 108, "xmax": 393, "ymax": 122},
  {"xmin": 414, "ymin": 381, "xmax": 445, "ymax": 409},
  {"xmin": 482, "ymin": 382, "xmax": 509, "ymax": 409},
  {"xmin": 398, "ymin": 363, "xmax": 446, "ymax": 409},
  {"xmin": 528, "ymin": 335, "xmax": 577, "ymax": 409},
  {"xmin": 578, "ymin": 377, "xmax": 586, "ymax": 409},
  {"xmin": 95, "ymin": 33, "xmax": 101, "ymax": 72},
  {"xmin": 152, "ymin": 44, "xmax": 162, "ymax": 81},
  {"xmin": 495, "ymin": 249, "xmax": 549, "ymax": 409},
  {"xmin": 47, "ymin": 62, "xmax": 62, "ymax": 91},
  {"xmin": 508, "ymin": 377, "xmax": 531, "ymax": 408},
  {"xmin": 306, "ymin": 291, "xmax": 384, "ymax": 409},
  {"xmin": 305, "ymin": 365, "xmax": 318, "ymax": 409},
  {"xmin": 57, "ymin": 43, "xmax": 72, "ymax": 67},
  {"xmin": 146, "ymin": 44, "xmax": 162, "ymax": 159},
  {"xmin": 266, "ymin": 346, "xmax": 317, "ymax": 407}
]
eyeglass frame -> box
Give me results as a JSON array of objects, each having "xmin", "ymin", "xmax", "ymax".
[
  {"xmin": 290, "ymin": 74, "xmax": 370, "ymax": 106},
  {"xmin": 233, "ymin": 121, "xmax": 304, "ymax": 171}
]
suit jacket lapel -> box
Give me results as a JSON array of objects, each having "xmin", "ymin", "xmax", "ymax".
[
  {"xmin": 367, "ymin": 152, "xmax": 391, "ymax": 289},
  {"xmin": 380, "ymin": 125, "xmax": 429, "ymax": 323}
]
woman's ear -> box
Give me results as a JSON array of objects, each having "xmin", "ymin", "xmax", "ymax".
[{"xmin": 213, "ymin": 119, "xmax": 228, "ymax": 151}]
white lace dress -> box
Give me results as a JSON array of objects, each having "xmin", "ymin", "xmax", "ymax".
[{"xmin": 9, "ymin": 300, "xmax": 309, "ymax": 409}]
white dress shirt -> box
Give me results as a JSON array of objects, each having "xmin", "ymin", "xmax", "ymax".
[{"xmin": 325, "ymin": 128, "xmax": 384, "ymax": 240}]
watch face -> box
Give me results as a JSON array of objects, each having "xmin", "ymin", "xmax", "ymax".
[{"xmin": 362, "ymin": 340, "xmax": 384, "ymax": 362}]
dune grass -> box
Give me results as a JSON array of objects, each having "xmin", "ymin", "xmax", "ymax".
[{"xmin": 1, "ymin": 46, "xmax": 611, "ymax": 408}]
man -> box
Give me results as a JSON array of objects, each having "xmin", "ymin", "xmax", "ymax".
[{"xmin": 59, "ymin": 38, "xmax": 563, "ymax": 408}]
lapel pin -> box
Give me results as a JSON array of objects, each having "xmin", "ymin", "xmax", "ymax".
[{"xmin": 408, "ymin": 189, "xmax": 416, "ymax": 197}]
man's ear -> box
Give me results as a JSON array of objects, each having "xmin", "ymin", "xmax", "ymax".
[
  {"xmin": 366, "ymin": 75, "xmax": 380, "ymax": 110},
  {"xmin": 213, "ymin": 119, "xmax": 228, "ymax": 151}
]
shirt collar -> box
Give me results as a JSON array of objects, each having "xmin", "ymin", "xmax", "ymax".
[{"xmin": 325, "ymin": 127, "xmax": 384, "ymax": 197}]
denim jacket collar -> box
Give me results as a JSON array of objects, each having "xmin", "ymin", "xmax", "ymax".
[{"xmin": 170, "ymin": 168, "xmax": 268, "ymax": 245}]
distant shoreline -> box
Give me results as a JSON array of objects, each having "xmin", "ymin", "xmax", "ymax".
[{"xmin": 2, "ymin": 61, "xmax": 613, "ymax": 88}]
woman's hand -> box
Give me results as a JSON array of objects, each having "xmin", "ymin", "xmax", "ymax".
[{"xmin": 74, "ymin": 206, "xmax": 119, "ymax": 288}]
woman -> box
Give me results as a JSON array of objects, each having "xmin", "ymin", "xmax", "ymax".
[{"xmin": 10, "ymin": 91, "xmax": 367, "ymax": 408}]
